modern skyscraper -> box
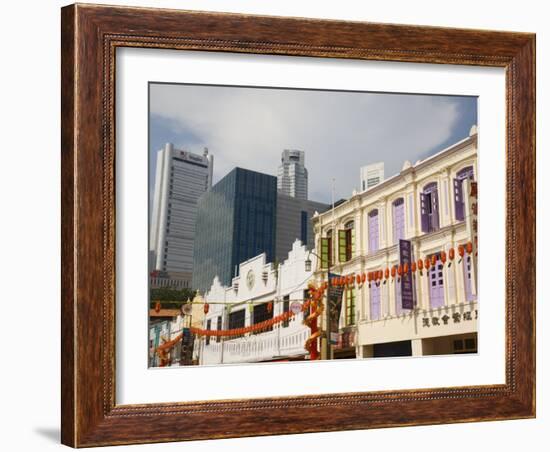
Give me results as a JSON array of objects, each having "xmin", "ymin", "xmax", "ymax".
[
  {"xmin": 149, "ymin": 143, "xmax": 214, "ymax": 287},
  {"xmin": 277, "ymin": 149, "xmax": 308, "ymax": 200},
  {"xmin": 275, "ymin": 194, "xmax": 328, "ymax": 261},
  {"xmin": 193, "ymin": 168, "xmax": 278, "ymax": 292},
  {"xmin": 360, "ymin": 162, "xmax": 385, "ymax": 191}
]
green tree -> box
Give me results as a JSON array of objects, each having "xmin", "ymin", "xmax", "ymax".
[{"xmin": 150, "ymin": 288, "xmax": 196, "ymax": 303}]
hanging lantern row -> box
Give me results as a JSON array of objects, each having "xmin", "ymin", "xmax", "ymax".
[
  {"xmin": 328, "ymin": 241, "xmax": 474, "ymax": 287},
  {"xmin": 191, "ymin": 306, "xmax": 309, "ymax": 338}
]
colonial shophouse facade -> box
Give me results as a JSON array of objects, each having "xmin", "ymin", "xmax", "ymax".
[
  {"xmin": 312, "ymin": 127, "xmax": 479, "ymax": 359},
  {"xmin": 198, "ymin": 240, "xmax": 316, "ymax": 365}
]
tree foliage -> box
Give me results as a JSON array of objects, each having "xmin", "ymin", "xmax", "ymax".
[{"xmin": 149, "ymin": 287, "xmax": 196, "ymax": 302}]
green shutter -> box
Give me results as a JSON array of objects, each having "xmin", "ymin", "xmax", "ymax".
[
  {"xmin": 320, "ymin": 238, "xmax": 329, "ymax": 269},
  {"xmin": 338, "ymin": 230, "xmax": 347, "ymax": 262},
  {"xmin": 346, "ymin": 286, "xmax": 356, "ymax": 325}
]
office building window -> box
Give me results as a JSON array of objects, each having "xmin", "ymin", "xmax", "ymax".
[
  {"xmin": 420, "ymin": 182, "xmax": 440, "ymax": 233},
  {"xmin": 392, "ymin": 198, "xmax": 405, "ymax": 244},
  {"xmin": 453, "ymin": 166, "xmax": 475, "ymax": 221},
  {"xmin": 368, "ymin": 209, "xmax": 379, "ymax": 252},
  {"xmin": 300, "ymin": 210, "xmax": 308, "ymax": 244}
]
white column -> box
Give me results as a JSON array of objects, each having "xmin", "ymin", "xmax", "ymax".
[
  {"xmin": 443, "ymin": 237, "xmax": 456, "ymax": 306},
  {"xmin": 354, "ymin": 208, "xmax": 363, "ymax": 257},
  {"xmin": 379, "ymin": 203, "xmax": 387, "ymax": 249},
  {"xmin": 411, "ymin": 339, "xmax": 424, "ymax": 356},
  {"xmin": 440, "ymin": 170, "xmax": 452, "ymax": 228}
]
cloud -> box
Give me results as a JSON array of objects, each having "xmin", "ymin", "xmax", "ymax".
[{"xmin": 149, "ymin": 83, "xmax": 475, "ymax": 203}]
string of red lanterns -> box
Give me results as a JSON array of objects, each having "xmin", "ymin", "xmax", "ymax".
[
  {"xmin": 328, "ymin": 241, "xmax": 474, "ymax": 287},
  {"xmin": 191, "ymin": 308, "xmax": 301, "ymax": 338}
]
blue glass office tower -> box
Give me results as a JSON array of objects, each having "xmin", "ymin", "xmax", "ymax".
[{"xmin": 193, "ymin": 168, "xmax": 278, "ymax": 292}]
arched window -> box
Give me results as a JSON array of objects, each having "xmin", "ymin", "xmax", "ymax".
[
  {"xmin": 368, "ymin": 210, "xmax": 379, "ymax": 252},
  {"xmin": 338, "ymin": 221, "xmax": 355, "ymax": 262},
  {"xmin": 392, "ymin": 198, "xmax": 405, "ymax": 244},
  {"xmin": 420, "ymin": 182, "xmax": 440, "ymax": 233},
  {"xmin": 453, "ymin": 166, "xmax": 475, "ymax": 221}
]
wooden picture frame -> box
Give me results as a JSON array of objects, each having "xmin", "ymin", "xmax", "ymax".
[{"xmin": 61, "ymin": 3, "xmax": 535, "ymax": 447}]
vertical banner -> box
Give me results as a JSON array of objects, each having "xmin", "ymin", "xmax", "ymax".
[
  {"xmin": 328, "ymin": 272, "xmax": 344, "ymax": 345},
  {"xmin": 399, "ymin": 239, "xmax": 414, "ymax": 309},
  {"xmin": 464, "ymin": 180, "xmax": 478, "ymax": 295}
]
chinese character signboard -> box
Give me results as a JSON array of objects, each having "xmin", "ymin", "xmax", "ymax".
[{"xmin": 399, "ymin": 239, "xmax": 414, "ymax": 309}]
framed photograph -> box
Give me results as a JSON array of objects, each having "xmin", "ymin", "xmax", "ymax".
[{"xmin": 61, "ymin": 3, "xmax": 535, "ymax": 447}]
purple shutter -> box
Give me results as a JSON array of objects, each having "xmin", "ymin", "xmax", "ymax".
[
  {"xmin": 420, "ymin": 193, "xmax": 429, "ymax": 232},
  {"xmin": 463, "ymin": 255, "xmax": 474, "ymax": 301},
  {"xmin": 369, "ymin": 211, "xmax": 379, "ymax": 252},
  {"xmin": 370, "ymin": 283, "xmax": 381, "ymax": 320},
  {"xmin": 393, "ymin": 199, "xmax": 405, "ymax": 243},
  {"xmin": 429, "ymin": 255, "xmax": 445, "ymax": 308},
  {"xmin": 454, "ymin": 178, "xmax": 465, "ymax": 221}
]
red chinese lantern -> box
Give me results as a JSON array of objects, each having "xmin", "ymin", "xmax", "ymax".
[
  {"xmin": 404, "ymin": 262, "xmax": 409, "ymax": 274},
  {"xmin": 368, "ymin": 272, "xmax": 373, "ymax": 282},
  {"xmin": 347, "ymin": 275, "xmax": 353, "ymax": 285},
  {"xmin": 397, "ymin": 264, "xmax": 403, "ymax": 277},
  {"xmin": 466, "ymin": 241, "xmax": 473, "ymax": 254},
  {"xmin": 391, "ymin": 266, "xmax": 396, "ymax": 278},
  {"xmin": 418, "ymin": 259, "xmax": 424, "ymax": 270},
  {"xmin": 458, "ymin": 244, "xmax": 465, "ymax": 257},
  {"xmin": 356, "ymin": 274, "xmax": 361, "ymax": 285},
  {"xmin": 361, "ymin": 272, "xmax": 366, "ymax": 284},
  {"xmin": 267, "ymin": 301, "xmax": 273, "ymax": 313},
  {"xmin": 154, "ymin": 301, "xmax": 161, "ymax": 313},
  {"xmin": 203, "ymin": 303, "xmax": 209, "ymax": 314},
  {"xmin": 385, "ymin": 268, "xmax": 390, "ymax": 279},
  {"xmin": 440, "ymin": 251, "xmax": 447, "ymax": 264},
  {"xmin": 411, "ymin": 261, "xmax": 417, "ymax": 273},
  {"xmin": 431, "ymin": 254, "xmax": 437, "ymax": 266},
  {"xmin": 425, "ymin": 257, "xmax": 431, "ymax": 270},
  {"xmin": 449, "ymin": 247, "xmax": 455, "ymax": 260}
]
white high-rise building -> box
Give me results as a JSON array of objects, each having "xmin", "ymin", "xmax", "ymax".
[
  {"xmin": 360, "ymin": 162, "xmax": 385, "ymax": 191},
  {"xmin": 150, "ymin": 143, "xmax": 213, "ymax": 284},
  {"xmin": 277, "ymin": 149, "xmax": 308, "ymax": 200}
]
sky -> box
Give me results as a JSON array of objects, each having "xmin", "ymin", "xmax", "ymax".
[{"xmin": 149, "ymin": 83, "xmax": 477, "ymax": 204}]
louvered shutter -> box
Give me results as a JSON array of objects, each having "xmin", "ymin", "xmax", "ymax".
[
  {"xmin": 454, "ymin": 178, "xmax": 464, "ymax": 221},
  {"xmin": 420, "ymin": 193, "xmax": 429, "ymax": 232}
]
